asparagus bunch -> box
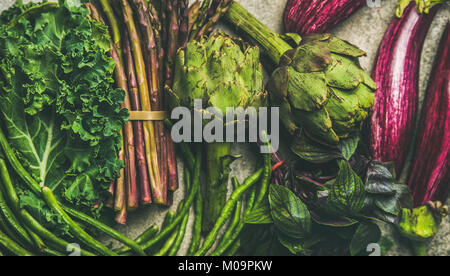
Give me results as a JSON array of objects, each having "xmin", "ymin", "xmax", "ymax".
[{"xmin": 86, "ymin": 0, "xmax": 232, "ymax": 224}]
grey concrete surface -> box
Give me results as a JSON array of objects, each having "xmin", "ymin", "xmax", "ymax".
[{"xmin": 0, "ymin": 0, "xmax": 448, "ymax": 256}]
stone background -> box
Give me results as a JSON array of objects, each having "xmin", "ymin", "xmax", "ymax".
[{"xmin": 0, "ymin": 0, "xmax": 448, "ymax": 256}]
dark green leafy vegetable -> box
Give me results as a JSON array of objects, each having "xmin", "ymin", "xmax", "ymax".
[
  {"xmin": 0, "ymin": 1, "xmax": 127, "ymax": 214},
  {"xmin": 338, "ymin": 136, "xmax": 360, "ymax": 161},
  {"xmin": 363, "ymin": 161, "xmax": 413, "ymax": 223},
  {"xmin": 326, "ymin": 160, "xmax": 365, "ymax": 217},
  {"xmin": 269, "ymin": 184, "xmax": 311, "ymax": 239},
  {"xmin": 244, "ymin": 201, "xmax": 273, "ymax": 225},
  {"xmin": 349, "ymin": 222, "xmax": 381, "ymax": 256}
]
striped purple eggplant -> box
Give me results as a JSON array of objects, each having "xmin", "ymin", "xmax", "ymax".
[
  {"xmin": 284, "ymin": 0, "xmax": 366, "ymax": 35},
  {"xmin": 408, "ymin": 23, "xmax": 449, "ymax": 207},
  {"xmin": 370, "ymin": 3, "xmax": 437, "ymax": 177}
]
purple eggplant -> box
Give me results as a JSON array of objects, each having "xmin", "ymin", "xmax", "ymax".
[
  {"xmin": 284, "ymin": 0, "xmax": 366, "ymax": 35},
  {"xmin": 370, "ymin": 3, "xmax": 437, "ymax": 176},
  {"xmin": 408, "ymin": 23, "xmax": 449, "ymax": 207}
]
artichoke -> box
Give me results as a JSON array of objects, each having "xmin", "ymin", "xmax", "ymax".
[
  {"xmin": 269, "ymin": 34, "xmax": 377, "ymax": 146},
  {"xmin": 398, "ymin": 202, "xmax": 448, "ymax": 256},
  {"xmin": 225, "ymin": 2, "xmax": 377, "ymax": 163},
  {"xmin": 170, "ymin": 33, "xmax": 266, "ymax": 231}
]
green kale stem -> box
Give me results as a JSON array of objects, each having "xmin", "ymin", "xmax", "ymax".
[
  {"xmin": 224, "ymin": 1, "xmax": 292, "ymax": 65},
  {"xmin": 0, "ymin": 127, "xmax": 41, "ymax": 195}
]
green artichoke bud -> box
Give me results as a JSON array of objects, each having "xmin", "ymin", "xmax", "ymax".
[
  {"xmin": 170, "ymin": 33, "xmax": 267, "ymax": 232},
  {"xmin": 398, "ymin": 202, "xmax": 448, "ymax": 256},
  {"xmin": 269, "ymin": 34, "xmax": 377, "ymax": 146},
  {"xmin": 224, "ymin": 2, "xmax": 377, "ymax": 163},
  {"xmin": 170, "ymin": 32, "xmax": 267, "ymax": 120}
]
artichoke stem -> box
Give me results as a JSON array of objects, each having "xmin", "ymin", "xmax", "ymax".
[
  {"xmin": 224, "ymin": 1, "xmax": 292, "ymax": 65},
  {"xmin": 411, "ymin": 241, "xmax": 428, "ymax": 256},
  {"xmin": 202, "ymin": 142, "xmax": 232, "ymax": 232}
]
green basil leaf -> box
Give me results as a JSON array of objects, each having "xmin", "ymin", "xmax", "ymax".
[
  {"xmin": 350, "ymin": 222, "xmax": 381, "ymax": 256},
  {"xmin": 338, "ymin": 136, "xmax": 359, "ymax": 161},
  {"xmin": 244, "ymin": 200, "xmax": 273, "ymax": 224},
  {"xmin": 290, "ymin": 132, "xmax": 342, "ymax": 164},
  {"xmin": 365, "ymin": 161, "xmax": 397, "ymax": 195},
  {"xmin": 327, "ymin": 160, "xmax": 366, "ymax": 216},
  {"xmin": 269, "ymin": 184, "xmax": 311, "ymax": 239},
  {"xmin": 277, "ymin": 234, "xmax": 307, "ymax": 255}
]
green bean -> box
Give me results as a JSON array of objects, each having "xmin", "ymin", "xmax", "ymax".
[
  {"xmin": 167, "ymin": 212, "xmax": 189, "ymax": 256},
  {"xmin": 153, "ymin": 229, "xmax": 178, "ymax": 256},
  {"xmin": 0, "ymin": 211, "xmax": 24, "ymax": 247},
  {"xmin": 0, "ymin": 184, "xmax": 33, "ymax": 247},
  {"xmin": 20, "ymin": 209, "xmax": 96, "ymax": 256},
  {"xmin": 0, "ymin": 158, "xmax": 45, "ymax": 252},
  {"xmin": 218, "ymin": 177, "xmax": 242, "ymax": 244},
  {"xmin": 0, "ymin": 228, "xmax": 34, "ymax": 256},
  {"xmin": 210, "ymin": 185, "xmax": 257, "ymax": 256},
  {"xmin": 114, "ymin": 224, "xmax": 158, "ymax": 255},
  {"xmin": 0, "ymin": 129, "xmax": 40, "ymax": 194},
  {"xmin": 121, "ymin": 211, "xmax": 177, "ymax": 256},
  {"xmin": 186, "ymin": 186, "xmax": 202, "ymax": 255},
  {"xmin": 43, "ymin": 247, "xmax": 65, "ymax": 256},
  {"xmin": 62, "ymin": 205, "xmax": 145, "ymax": 256},
  {"xmin": 186, "ymin": 162, "xmax": 202, "ymax": 255},
  {"xmin": 121, "ymin": 212, "xmax": 175, "ymax": 256},
  {"xmin": 255, "ymin": 133, "xmax": 271, "ymax": 207},
  {"xmin": 162, "ymin": 210, "xmax": 176, "ymax": 229},
  {"xmin": 134, "ymin": 224, "xmax": 159, "ymax": 245},
  {"xmin": 0, "ymin": 159, "xmax": 19, "ymax": 211},
  {"xmin": 224, "ymin": 238, "xmax": 241, "ymax": 256},
  {"xmin": 41, "ymin": 187, "xmax": 118, "ymax": 256},
  {"xmin": 27, "ymin": 228, "xmax": 46, "ymax": 252},
  {"xmin": 140, "ymin": 146, "xmax": 202, "ymax": 252},
  {"xmin": 166, "ymin": 167, "xmax": 191, "ymax": 256},
  {"xmin": 194, "ymin": 168, "xmax": 264, "ymax": 256},
  {"xmin": 154, "ymin": 199, "xmax": 186, "ymax": 256}
]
